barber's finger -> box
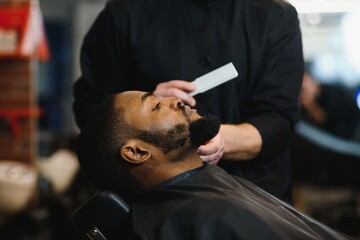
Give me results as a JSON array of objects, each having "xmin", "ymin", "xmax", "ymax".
[
  {"xmin": 154, "ymin": 86, "xmax": 196, "ymax": 106},
  {"xmin": 163, "ymin": 80, "xmax": 196, "ymax": 92},
  {"xmin": 170, "ymin": 88, "xmax": 196, "ymax": 106},
  {"xmin": 198, "ymin": 143, "xmax": 223, "ymax": 161},
  {"xmin": 154, "ymin": 80, "xmax": 196, "ymax": 94},
  {"xmin": 199, "ymin": 153, "xmax": 221, "ymax": 165},
  {"xmin": 197, "ymin": 134, "xmax": 224, "ymax": 156}
]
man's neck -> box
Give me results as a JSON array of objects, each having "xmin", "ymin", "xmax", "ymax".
[{"xmin": 131, "ymin": 153, "xmax": 203, "ymax": 190}]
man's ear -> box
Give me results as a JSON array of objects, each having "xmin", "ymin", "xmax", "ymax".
[{"xmin": 120, "ymin": 139, "xmax": 152, "ymax": 164}]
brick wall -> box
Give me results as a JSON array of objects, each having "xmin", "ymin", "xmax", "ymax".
[{"xmin": 0, "ymin": 59, "xmax": 37, "ymax": 164}]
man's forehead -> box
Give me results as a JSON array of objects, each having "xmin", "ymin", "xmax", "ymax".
[
  {"xmin": 141, "ymin": 92, "xmax": 154, "ymax": 103},
  {"xmin": 115, "ymin": 91, "xmax": 145, "ymax": 106},
  {"xmin": 114, "ymin": 91, "xmax": 150, "ymax": 128}
]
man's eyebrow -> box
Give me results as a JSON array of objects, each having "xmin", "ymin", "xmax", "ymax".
[{"xmin": 141, "ymin": 92, "xmax": 154, "ymax": 103}]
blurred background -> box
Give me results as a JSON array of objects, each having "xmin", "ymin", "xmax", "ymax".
[{"xmin": 0, "ymin": 0, "xmax": 359, "ymax": 239}]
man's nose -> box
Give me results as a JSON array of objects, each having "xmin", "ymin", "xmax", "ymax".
[{"xmin": 169, "ymin": 98, "xmax": 185, "ymax": 110}]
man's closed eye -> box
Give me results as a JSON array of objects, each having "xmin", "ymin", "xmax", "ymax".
[{"xmin": 152, "ymin": 103, "xmax": 160, "ymax": 111}]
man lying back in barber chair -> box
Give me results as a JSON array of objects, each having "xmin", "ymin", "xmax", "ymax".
[{"xmin": 76, "ymin": 91, "xmax": 352, "ymax": 240}]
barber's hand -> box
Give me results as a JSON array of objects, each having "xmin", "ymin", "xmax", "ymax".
[
  {"xmin": 197, "ymin": 132, "xmax": 224, "ymax": 165},
  {"xmin": 153, "ymin": 80, "xmax": 197, "ymax": 107}
]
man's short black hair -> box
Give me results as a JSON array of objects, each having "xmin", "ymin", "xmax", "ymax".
[{"xmin": 77, "ymin": 95, "xmax": 135, "ymax": 200}]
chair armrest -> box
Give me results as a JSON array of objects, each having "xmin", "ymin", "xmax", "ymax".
[{"xmin": 73, "ymin": 191, "xmax": 133, "ymax": 240}]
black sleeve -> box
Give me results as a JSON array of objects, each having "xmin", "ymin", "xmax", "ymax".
[
  {"xmin": 73, "ymin": 1, "xmax": 129, "ymax": 129},
  {"xmin": 246, "ymin": 3, "xmax": 304, "ymax": 160}
]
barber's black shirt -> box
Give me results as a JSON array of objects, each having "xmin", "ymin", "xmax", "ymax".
[{"xmin": 73, "ymin": 0, "xmax": 304, "ymax": 199}]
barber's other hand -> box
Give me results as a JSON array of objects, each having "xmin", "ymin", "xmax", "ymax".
[
  {"xmin": 153, "ymin": 80, "xmax": 197, "ymax": 107},
  {"xmin": 197, "ymin": 132, "xmax": 224, "ymax": 165}
]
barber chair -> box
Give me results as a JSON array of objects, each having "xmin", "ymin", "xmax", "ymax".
[
  {"xmin": 292, "ymin": 121, "xmax": 360, "ymax": 187},
  {"xmin": 291, "ymin": 121, "xmax": 360, "ymax": 237},
  {"xmin": 73, "ymin": 191, "xmax": 136, "ymax": 240}
]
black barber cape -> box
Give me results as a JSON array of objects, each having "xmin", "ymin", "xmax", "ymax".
[{"xmin": 131, "ymin": 165, "xmax": 351, "ymax": 240}]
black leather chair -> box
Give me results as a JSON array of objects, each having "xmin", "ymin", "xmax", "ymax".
[
  {"xmin": 291, "ymin": 121, "xmax": 360, "ymax": 236},
  {"xmin": 73, "ymin": 191, "xmax": 135, "ymax": 240},
  {"xmin": 292, "ymin": 121, "xmax": 360, "ymax": 187}
]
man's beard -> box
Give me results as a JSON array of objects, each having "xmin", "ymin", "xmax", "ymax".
[
  {"xmin": 137, "ymin": 114, "xmax": 220, "ymax": 153},
  {"xmin": 189, "ymin": 114, "xmax": 221, "ymax": 148},
  {"xmin": 137, "ymin": 124, "xmax": 189, "ymax": 154}
]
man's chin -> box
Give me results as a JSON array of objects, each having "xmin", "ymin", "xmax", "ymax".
[{"xmin": 189, "ymin": 115, "xmax": 221, "ymax": 147}]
